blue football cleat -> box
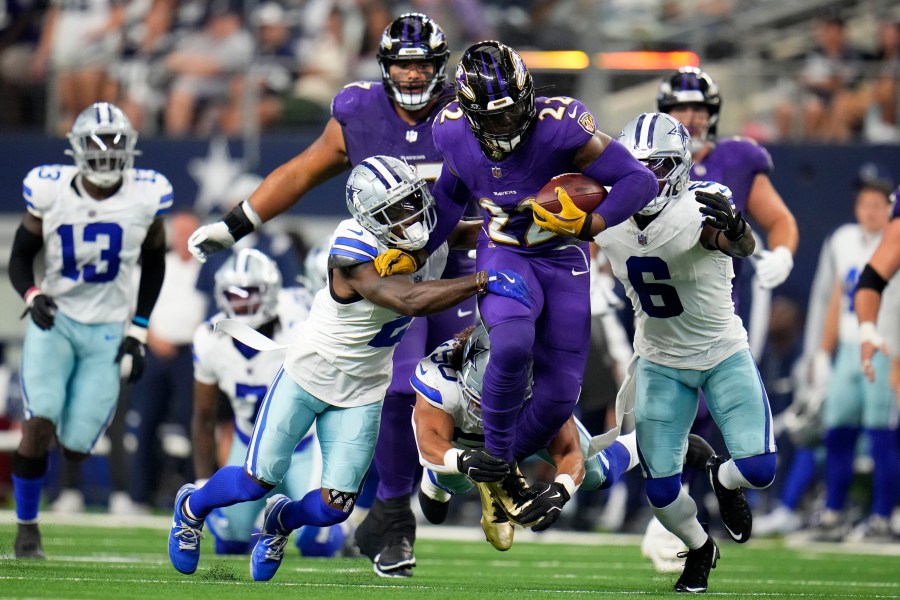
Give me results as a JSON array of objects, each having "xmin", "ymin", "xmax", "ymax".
[
  {"xmin": 168, "ymin": 483, "xmax": 205, "ymax": 574},
  {"xmin": 251, "ymin": 494, "xmax": 292, "ymax": 581}
]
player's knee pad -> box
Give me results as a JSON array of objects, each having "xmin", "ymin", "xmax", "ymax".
[
  {"xmin": 646, "ymin": 474, "xmax": 682, "ymax": 508},
  {"xmin": 296, "ymin": 524, "xmax": 345, "ymax": 558},
  {"xmin": 487, "ymin": 320, "xmax": 534, "ymax": 371},
  {"xmin": 735, "ymin": 453, "xmax": 776, "ymax": 489}
]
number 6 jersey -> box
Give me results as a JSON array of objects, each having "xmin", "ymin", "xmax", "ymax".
[
  {"xmin": 595, "ymin": 181, "xmax": 748, "ymax": 370},
  {"xmin": 23, "ymin": 164, "xmax": 173, "ymax": 324}
]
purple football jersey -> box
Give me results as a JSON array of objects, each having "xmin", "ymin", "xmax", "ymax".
[
  {"xmin": 893, "ymin": 195, "xmax": 900, "ymax": 219},
  {"xmin": 691, "ymin": 137, "xmax": 772, "ymax": 214},
  {"xmin": 432, "ymin": 96, "xmax": 596, "ymax": 255},
  {"xmin": 332, "ymin": 82, "xmax": 453, "ymax": 185}
]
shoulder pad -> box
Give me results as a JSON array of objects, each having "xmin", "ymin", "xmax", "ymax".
[
  {"xmin": 23, "ymin": 165, "xmax": 72, "ymax": 216},
  {"xmin": 330, "ymin": 220, "xmax": 380, "ymax": 264}
]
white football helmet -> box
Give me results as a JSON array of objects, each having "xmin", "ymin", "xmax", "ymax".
[
  {"xmin": 214, "ymin": 248, "xmax": 282, "ymax": 329},
  {"xmin": 302, "ymin": 238, "xmax": 331, "ymax": 292},
  {"xmin": 459, "ymin": 322, "xmax": 533, "ymax": 428},
  {"xmin": 345, "ymin": 155, "xmax": 436, "ymax": 251},
  {"xmin": 619, "ymin": 112, "xmax": 692, "ymax": 216},
  {"xmin": 66, "ymin": 102, "xmax": 139, "ymax": 188}
]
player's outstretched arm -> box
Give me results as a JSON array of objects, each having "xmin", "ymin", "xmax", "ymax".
[
  {"xmin": 747, "ymin": 174, "xmax": 798, "ymax": 289},
  {"xmin": 188, "ymin": 119, "xmax": 350, "ymax": 262},
  {"xmin": 342, "ymin": 262, "xmax": 532, "ymax": 316},
  {"xmin": 373, "ymin": 221, "xmax": 481, "ymax": 277}
]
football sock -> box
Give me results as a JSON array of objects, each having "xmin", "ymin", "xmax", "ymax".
[
  {"xmin": 280, "ymin": 489, "xmax": 348, "ymax": 530},
  {"xmin": 13, "ymin": 452, "xmax": 47, "ymax": 523},
  {"xmin": 780, "ymin": 447, "xmax": 817, "ymax": 510},
  {"xmin": 597, "ymin": 435, "xmax": 636, "ymax": 489},
  {"xmin": 187, "ymin": 466, "xmax": 269, "ymax": 521},
  {"xmin": 651, "ymin": 486, "xmax": 707, "ymax": 550},
  {"xmin": 823, "ymin": 427, "xmax": 858, "ymax": 512},
  {"xmin": 868, "ymin": 428, "xmax": 899, "ymax": 517}
]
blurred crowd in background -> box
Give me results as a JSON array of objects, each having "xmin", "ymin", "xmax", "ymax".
[{"xmin": 0, "ymin": 0, "xmax": 900, "ymax": 142}]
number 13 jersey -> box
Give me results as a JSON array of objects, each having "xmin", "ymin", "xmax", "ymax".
[
  {"xmin": 595, "ymin": 181, "xmax": 748, "ymax": 370},
  {"xmin": 23, "ymin": 164, "xmax": 173, "ymax": 324}
]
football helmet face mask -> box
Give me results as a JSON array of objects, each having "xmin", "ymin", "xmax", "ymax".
[
  {"xmin": 620, "ymin": 112, "xmax": 692, "ymax": 216},
  {"xmin": 456, "ymin": 41, "xmax": 536, "ymax": 154},
  {"xmin": 214, "ymin": 248, "xmax": 282, "ymax": 329},
  {"xmin": 656, "ymin": 67, "xmax": 721, "ymax": 143},
  {"xmin": 459, "ymin": 323, "xmax": 533, "ymax": 428},
  {"xmin": 345, "ymin": 155, "xmax": 436, "ymax": 251},
  {"xmin": 377, "ymin": 13, "xmax": 449, "ymax": 111},
  {"xmin": 66, "ymin": 102, "xmax": 139, "ymax": 188}
]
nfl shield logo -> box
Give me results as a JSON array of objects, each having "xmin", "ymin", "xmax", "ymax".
[
  {"xmin": 406, "ymin": 130, "xmax": 418, "ymax": 143},
  {"xmin": 638, "ymin": 233, "xmax": 648, "ymax": 246},
  {"xmin": 492, "ymin": 167, "xmax": 502, "ymax": 178}
]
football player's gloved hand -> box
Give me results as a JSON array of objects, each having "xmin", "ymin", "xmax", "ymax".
[
  {"xmin": 188, "ymin": 201, "xmax": 262, "ymax": 263},
  {"xmin": 374, "ymin": 249, "xmax": 419, "ymax": 277},
  {"xmin": 24, "ymin": 289, "xmax": 57, "ymax": 330},
  {"xmin": 531, "ymin": 187, "xmax": 594, "ymax": 241},
  {"xmin": 753, "ymin": 246, "xmax": 793, "ymax": 289},
  {"xmin": 696, "ymin": 190, "xmax": 746, "ymax": 241},
  {"xmin": 517, "ymin": 481, "xmax": 571, "ymax": 532},
  {"xmin": 116, "ymin": 324, "xmax": 148, "ymax": 383},
  {"xmin": 477, "ymin": 269, "xmax": 533, "ymax": 309},
  {"xmin": 457, "ymin": 448, "xmax": 510, "ymax": 483}
]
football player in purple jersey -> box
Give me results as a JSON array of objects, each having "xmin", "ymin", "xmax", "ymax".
[
  {"xmin": 185, "ymin": 13, "xmax": 476, "ymax": 577},
  {"xmin": 657, "ymin": 67, "xmax": 799, "ymax": 293},
  {"xmin": 381, "ymin": 41, "xmax": 656, "ymax": 521}
]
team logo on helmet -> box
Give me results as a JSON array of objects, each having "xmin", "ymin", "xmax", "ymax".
[
  {"xmin": 510, "ymin": 48, "xmax": 528, "ymax": 90},
  {"xmin": 456, "ymin": 63, "xmax": 476, "ymax": 102},
  {"xmin": 429, "ymin": 27, "xmax": 446, "ymax": 50}
]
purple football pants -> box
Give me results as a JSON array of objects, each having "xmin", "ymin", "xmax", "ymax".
[{"xmin": 477, "ymin": 240, "xmax": 592, "ymax": 462}]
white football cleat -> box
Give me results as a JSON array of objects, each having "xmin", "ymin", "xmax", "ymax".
[{"xmin": 641, "ymin": 516, "xmax": 688, "ymax": 573}]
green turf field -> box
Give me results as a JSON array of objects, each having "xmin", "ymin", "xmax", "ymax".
[{"xmin": 1, "ymin": 516, "xmax": 898, "ymax": 600}]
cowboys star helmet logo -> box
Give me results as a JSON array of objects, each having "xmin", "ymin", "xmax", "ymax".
[{"xmin": 670, "ymin": 122, "xmax": 690, "ymax": 150}]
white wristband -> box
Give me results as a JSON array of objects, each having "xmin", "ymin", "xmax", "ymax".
[
  {"xmin": 240, "ymin": 200, "xmax": 263, "ymax": 228},
  {"xmin": 443, "ymin": 448, "xmax": 463, "ymax": 473},
  {"xmin": 126, "ymin": 324, "xmax": 148, "ymax": 344},
  {"xmin": 554, "ymin": 473, "xmax": 579, "ymax": 497},
  {"xmin": 24, "ymin": 286, "xmax": 43, "ymax": 306},
  {"xmin": 859, "ymin": 321, "xmax": 884, "ymax": 348}
]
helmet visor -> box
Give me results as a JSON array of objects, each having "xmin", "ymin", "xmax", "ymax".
[{"xmin": 223, "ymin": 285, "xmax": 264, "ymax": 317}]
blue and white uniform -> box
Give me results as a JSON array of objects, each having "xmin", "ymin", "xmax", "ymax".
[
  {"xmin": 192, "ymin": 287, "xmax": 317, "ymax": 551},
  {"xmin": 247, "ymin": 219, "xmax": 448, "ymax": 492},
  {"xmin": 595, "ymin": 181, "xmax": 775, "ymax": 478},
  {"xmin": 20, "ymin": 164, "xmax": 172, "ymax": 452}
]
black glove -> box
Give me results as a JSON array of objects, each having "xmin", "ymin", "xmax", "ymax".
[
  {"xmin": 517, "ymin": 481, "xmax": 571, "ymax": 532},
  {"xmin": 457, "ymin": 448, "xmax": 510, "ymax": 482},
  {"xmin": 696, "ymin": 190, "xmax": 746, "ymax": 241},
  {"xmin": 115, "ymin": 335, "xmax": 147, "ymax": 383},
  {"xmin": 26, "ymin": 294, "xmax": 58, "ymax": 330}
]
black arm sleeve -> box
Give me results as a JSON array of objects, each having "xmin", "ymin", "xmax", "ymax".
[
  {"xmin": 857, "ymin": 263, "xmax": 888, "ymax": 294},
  {"xmin": 9, "ymin": 223, "xmax": 44, "ymax": 298},
  {"xmin": 134, "ymin": 220, "xmax": 167, "ymax": 323}
]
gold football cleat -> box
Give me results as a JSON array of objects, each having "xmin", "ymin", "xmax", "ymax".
[{"xmin": 475, "ymin": 482, "xmax": 515, "ymax": 551}]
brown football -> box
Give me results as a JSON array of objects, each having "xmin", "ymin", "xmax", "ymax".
[{"xmin": 534, "ymin": 173, "xmax": 608, "ymax": 214}]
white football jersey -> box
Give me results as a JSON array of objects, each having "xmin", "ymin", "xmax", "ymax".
[
  {"xmin": 825, "ymin": 224, "xmax": 892, "ymax": 343},
  {"xmin": 24, "ymin": 164, "xmax": 173, "ymax": 324},
  {"xmin": 595, "ymin": 181, "xmax": 748, "ymax": 370},
  {"xmin": 410, "ymin": 340, "xmax": 485, "ymax": 449},
  {"xmin": 193, "ymin": 287, "xmax": 314, "ymax": 442},
  {"xmin": 285, "ymin": 219, "xmax": 449, "ymax": 407}
]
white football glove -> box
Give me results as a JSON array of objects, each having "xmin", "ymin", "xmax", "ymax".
[
  {"xmin": 641, "ymin": 516, "xmax": 688, "ymax": 573},
  {"xmin": 754, "ymin": 246, "xmax": 793, "ymax": 289},
  {"xmin": 188, "ymin": 221, "xmax": 236, "ymax": 263}
]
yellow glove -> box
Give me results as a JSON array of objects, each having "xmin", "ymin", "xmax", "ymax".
[
  {"xmin": 374, "ymin": 249, "xmax": 419, "ymax": 277},
  {"xmin": 531, "ymin": 187, "xmax": 593, "ymax": 240}
]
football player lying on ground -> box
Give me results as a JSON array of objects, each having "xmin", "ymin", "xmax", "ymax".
[
  {"xmin": 168, "ymin": 156, "xmax": 532, "ymax": 581},
  {"xmin": 410, "ymin": 322, "xmax": 716, "ymax": 548}
]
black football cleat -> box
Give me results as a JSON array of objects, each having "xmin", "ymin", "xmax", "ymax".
[
  {"xmin": 674, "ymin": 535, "xmax": 719, "ymax": 593},
  {"xmin": 418, "ymin": 489, "xmax": 450, "ymax": 525},
  {"xmin": 373, "ymin": 537, "xmax": 416, "ymax": 578},
  {"xmin": 684, "ymin": 434, "xmax": 716, "ymax": 470},
  {"xmin": 354, "ymin": 499, "xmax": 386, "ymax": 561},
  {"xmin": 707, "ymin": 456, "xmax": 752, "ymax": 543},
  {"xmin": 15, "ymin": 522, "xmax": 45, "ymax": 559}
]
